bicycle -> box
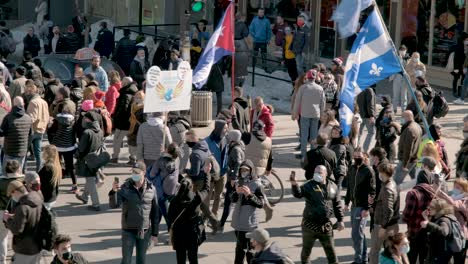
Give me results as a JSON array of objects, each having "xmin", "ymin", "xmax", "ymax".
[{"xmin": 259, "ymin": 169, "xmax": 284, "ymax": 205}]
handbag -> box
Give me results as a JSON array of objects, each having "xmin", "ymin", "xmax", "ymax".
[
  {"xmin": 85, "ymin": 144, "xmax": 111, "ymax": 169},
  {"xmin": 170, "ymin": 208, "xmax": 186, "ymax": 250}
]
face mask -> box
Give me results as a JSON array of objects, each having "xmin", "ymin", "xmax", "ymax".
[
  {"xmin": 186, "ymin": 141, "xmax": 196, "ymax": 148},
  {"xmin": 297, "ymin": 20, "xmax": 305, "ymax": 27},
  {"xmin": 354, "ymin": 158, "xmax": 363, "ymax": 166},
  {"xmin": 241, "ymin": 172, "xmax": 249, "ymax": 178},
  {"xmin": 413, "ymin": 58, "xmax": 420, "ymax": 63},
  {"xmin": 313, "ymin": 173, "xmax": 323, "ymax": 183},
  {"xmin": 31, "ymin": 183, "xmax": 40, "ymax": 192},
  {"xmin": 139, "ymin": 55, "xmax": 145, "ymax": 60},
  {"xmin": 62, "ymin": 249, "xmax": 72, "ymax": 260},
  {"xmin": 400, "ymin": 244, "xmax": 410, "ymax": 254},
  {"xmin": 131, "ymin": 174, "xmax": 142, "ymax": 182}
]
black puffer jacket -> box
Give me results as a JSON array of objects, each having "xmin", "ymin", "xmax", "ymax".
[
  {"xmin": 292, "ymin": 179, "xmax": 344, "ymax": 225},
  {"xmin": 0, "ymin": 106, "xmax": 32, "ymax": 157},
  {"xmin": 113, "ymin": 36, "xmax": 136, "ymax": 75},
  {"xmin": 304, "ymin": 146, "xmax": 337, "ymax": 181},
  {"xmin": 63, "ymin": 32, "xmax": 81, "ymax": 53},
  {"xmin": 113, "ymin": 83, "xmax": 138, "ymax": 130},
  {"xmin": 345, "ymin": 164, "xmax": 376, "ymax": 209},
  {"xmin": 231, "ymin": 97, "xmax": 250, "ymax": 133},
  {"xmin": 329, "ymin": 138, "xmax": 347, "ymax": 181},
  {"xmin": 109, "ymin": 178, "xmax": 159, "ymax": 236},
  {"xmin": 52, "ymin": 113, "xmax": 76, "ymax": 149},
  {"xmin": 75, "ymin": 121, "xmax": 103, "ymax": 177},
  {"xmin": 44, "ymin": 78, "xmax": 64, "ymax": 106}
]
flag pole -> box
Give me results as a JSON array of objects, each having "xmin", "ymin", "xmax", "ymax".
[
  {"xmin": 371, "ymin": 2, "xmax": 431, "ymax": 136},
  {"xmin": 230, "ymin": 1, "xmax": 236, "ymax": 115}
]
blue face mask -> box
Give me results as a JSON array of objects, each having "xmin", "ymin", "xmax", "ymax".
[
  {"xmin": 400, "ymin": 244, "xmax": 410, "ymax": 254},
  {"xmin": 383, "ymin": 117, "xmax": 390, "ymax": 124},
  {"xmin": 131, "ymin": 174, "xmax": 142, "ymax": 182}
]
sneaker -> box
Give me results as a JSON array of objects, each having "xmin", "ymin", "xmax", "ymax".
[
  {"xmin": 70, "ymin": 185, "xmax": 78, "ymax": 193},
  {"xmin": 75, "ymin": 193, "xmax": 88, "ymax": 204},
  {"xmin": 294, "ymin": 144, "xmax": 301, "ymax": 151},
  {"xmin": 454, "ymin": 99, "xmax": 465, "ymax": 105},
  {"xmin": 109, "ymin": 158, "xmax": 119, "ymax": 164},
  {"xmin": 87, "ymin": 205, "xmax": 101, "ymax": 211},
  {"xmin": 295, "ymin": 154, "xmax": 302, "ymax": 159}
]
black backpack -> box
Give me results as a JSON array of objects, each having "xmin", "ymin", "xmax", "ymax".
[
  {"xmin": 35, "ymin": 205, "xmax": 58, "ymax": 251},
  {"xmin": 432, "ymin": 91, "xmax": 449, "ymax": 118}
]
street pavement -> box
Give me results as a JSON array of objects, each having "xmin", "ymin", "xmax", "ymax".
[{"xmin": 18, "ymin": 98, "xmax": 464, "ymax": 264}]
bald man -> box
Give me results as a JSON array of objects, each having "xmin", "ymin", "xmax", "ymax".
[
  {"xmin": 291, "ymin": 165, "xmax": 345, "ymax": 264},
  {"xmin": 395, "ymin": 110, "xmax": 422, "ymax": 185},
  {"xmin": 0, "ymin": 96, "xmax": 32, "ymax": 174}
]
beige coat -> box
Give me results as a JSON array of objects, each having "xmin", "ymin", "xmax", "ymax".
[
  {"xmin": 245, "ymin": 135, "xmax": 272, "ymax": 176},
  {"xmin": 8, "ymin": 76, "xmax": 27, "ymax": 99},
  {"xmin": 405, "ymin": 61, "xmax": 426, "ymax": 87},
  {"xmin": 27, "ymin": 95, "xmax": 50, "ymax": 134}
]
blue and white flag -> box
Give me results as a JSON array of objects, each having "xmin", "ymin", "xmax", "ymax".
[
  {"xmin": 331, "ymin": 0, "xmax": 372, "ymax": 38},
  {"xmin": 339, "ymin": 10, "xmax": 402, "ymax": 136}
]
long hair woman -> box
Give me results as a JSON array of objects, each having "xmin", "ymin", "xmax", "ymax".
[
  {"xmin": 39, "ymin": 144, "xmax": 62, "ymax": 210},
  {"xmin": 380, "ymin": 233, "xmax": 410, "ymax": 264},
  {"xmin": 104, "ymin": 70, "xmax": 121, "ymax": 115},
  {"xmin": 168, "ymin": 177, "xmax": 207, "ymax": 264}
]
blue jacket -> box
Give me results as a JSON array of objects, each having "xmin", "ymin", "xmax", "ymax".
[
  {"xmin": 205, "ymin": 136, "xmax": 228, "ymax": 176},
  {"xmin": 249, "ymin": 16, "xmax": 272, "ymax": 43},
  {"xmin": 84, "ymin": 66, "xmax": 109, "ymax": 92}
]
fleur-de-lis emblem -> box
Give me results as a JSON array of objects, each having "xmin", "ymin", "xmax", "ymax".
[{"xmin": 369, "ymin": 63, "xmax": 383, "ymax": 76}]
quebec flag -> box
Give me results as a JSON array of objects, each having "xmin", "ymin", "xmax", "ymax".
[
  {"xmin": 339, "ymin": 9, "xmax": 402, "ymax": 136},
  {"xmin": 193, "ymin": 3, "xmax": 235, "ymax": 88}
]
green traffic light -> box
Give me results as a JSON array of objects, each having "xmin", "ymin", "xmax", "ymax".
[{"xmin": 191, "ymin": 2, "xmax": 204, "ymax": 12}]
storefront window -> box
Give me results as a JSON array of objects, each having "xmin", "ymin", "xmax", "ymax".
[
  {"xmin": 431, "ymin": 0, "xmax": 465, "ymax": 67},
  {"xmin": 0, "ymin": 1, "xmax": 19, "ymax": 20},
  {"xmin": 401, "ymin": 0, "xmax": 430, "ymax": 64},
  {"xmin": 319, "ymin": 0, "xmax": 337, "ymax": 58}
]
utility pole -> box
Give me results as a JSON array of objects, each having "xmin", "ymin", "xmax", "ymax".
[{"xmin": 179, "ymin": 0, "xmax": 192, "ymax": 61}]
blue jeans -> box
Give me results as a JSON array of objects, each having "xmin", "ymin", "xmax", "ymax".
[
  {"xmin": 461, "ymin": 74, "xmax": 468, "ymax": 100},
  {"xmin": 295, "ymin": 53, "xmax": 304, "ymax": 75},
  {"xmin": 2, "ymin": 155, "xmax": 26, "ymax": 175},
  {"xmin": 300, "ymin": 117, "xmax": 320, "ymax": 158},
  {"xmin": 121, "ymin": 229, "xmax": 151, "ymax": 264},
  {"xmin": 220, "ymin": 181, "xmax": 234, "ymax": 227},
  {"xmin": 158, "ymin": 195, "xmax": 171, "ymax": 230},
  {"xmin": 351, "ymin": 207, "xmax": 368, "ymax": 264},
  {"xmin": 31, "ymin": 133, "xmax": 43, "ymax": 171},
  {"xmin": 358, "ymin": 118, "xmax": 375, "ymax": 153}
]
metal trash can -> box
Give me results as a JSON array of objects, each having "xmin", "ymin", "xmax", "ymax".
[{"xmin": 191, "ymin": 91, "xmax": 212, "ymax": 127}]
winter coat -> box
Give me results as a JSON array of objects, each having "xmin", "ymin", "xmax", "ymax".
[
  {"xmin": 113, "ymin": 83, "xmax": 138, "ymax": 130},
  {"xmin": 38, "ymin": 162, "xmax": 59, "ymax": 203},
  {"xmin": 356, "ymin": 87, "xmax": 376, "ymax": 118},
  {"xmin": 249, "ymin": 16, "xmax": 272, "ymax": 43},
  {"xmin": 127, "ymin": 104, "xmax": 145, "ymax": 146},
  {"xmin": 290, "ymin": 25, "xmax": 309, "ymax": 54},
  {"xmin": 105, "ymin": 82, "xmax": 121, "ymax": 115},
  {"xmin": 398, "ymin": 121, "xmax": 422, "ymax": 167},
  {"xmin": 5, "ymin": 191, "xmax": 43, "ymax": 255},
  {"xmin": 84, "ymin": 66, "xmax": 109, "ymax": 92},
  {"xmin": 0, "ymin": 106, "xmax": 32, "ymax": 157},
  {"xmin": 304, "ymin": 146, "xmax": 337, "ymax": 181},
  {"xmin": 48, "ymin": 35, "xmax": 67, "ymax": 54},
  {"xmin": 402, "ymin": 183, "xmax": 435, "ymax": 236},
  {"xmin": 323, "ymin": 81, "xmax": 339, "ymax": 111},
  {"xmin": 44, "ymin": 78, "xmax": 64, "ymax": 106},
  {"xmin": 251, "ymin": 105, "xmax": 275, "ymax": 137},
  {"xmin": 234, "ymin": 21, "xmax": 249, "ymax": 77},
  {"xmin": 52, "ymin": 113, "xmax": 76, "ymax": 151},
  {"xmin": 8, "ymin": 76, "xmax": 27, "ymax": 100},
  {"xmin": 231, "ymin": 160, "xmax": 264, "ymax": 232},
  {"xmin": 0, "ymin": 174, "xmax": 24, "ymax": 210},
  {"xmin": 109, "ymin": 178, "xmax": 159, "ymax": 236},
  {"xmin": 292, "ymin": 179, "xmax": 343, "ymax": 225},
  {"xmin": 168, "ymin": 176, "xmax": 208, "ymax": 249},
  {"xmin": 136, "ymin": 119, "xmax": 172, "ymax": 161},
  {"xmin": 75, "ymin": 121, "xmax": 103, "ymax": 177},
  {"xmin": 205, "ymin": 132, "xmax": 228, "ymax": 176},
  {"xmin": 293, "ymin": 81, "xmax": 325, "ymax": 119},
  {"xmin": 437, "ymin": 191, "xmax": 468, "ymax": 239},
  {"xmin": 245, "ymin": 133, "xmax": 272, "ymax": 176},
  {"xmin": 50, "ymin": 252, "xmax": 88, "ymax": 264},
  {"xmin": 345, "ymin": 164, "xmax": 376, "ymax": 209},
  {"xmin": 149, "ymin": 154, "xmax": 179, "ymax": 197},
  {"xmin": 63, "ymin": 32, "xmax": 81, "ymax": 53},
  {"xmin": 456, "ymin": 139, "xmax": 468, "ymax": 178},
  {"xmin": 23, "ymin": 34, "xmax": 41, "ymax": 57},
  {"xmin": 27, "ymin": 94, "xmax": 49, "ymax": 134},
  {"xmin": 426, "ymin": 214, "xmax": 457, "ymax": 264},
  {"xmin": 231, "ymin": 97, "xmax": 250, "ymax": 133},
  {"xmin": 50, "ymin": 98, "xmax": 76, "ymax": 118},
  {"xmin": 227, "ymin": 142, "xmax": 245, "ymax": 181},
  {"xmin": 374, "ymin": 179, "xmax": 400, "ymax": 228},
  {"xmin": 94, "ymin": 28, "xmax": 114, "ymax": 58},
  {"xmin": 113, "ymin": 36, "xmax": 136, "ymax": 75},
  {"xmin": 251, "ymin": 241, "xmax": 292, "ymax": 264},
  {"xmin": 186, "ymin": 140, "xmax": 211, "ymax": 181},
  {"xmin": 329, "ymin": 138, "xmax": 347, "ymax": 181},
  {"xmin": 206, "ymin": 64, "xmax": 224, "ymax": 93},
  {"xmin": 129, "ymin": 57, "xmax": 150, "ymax": 89}
]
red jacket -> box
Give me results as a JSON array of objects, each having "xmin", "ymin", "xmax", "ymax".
[
  {"xmin": 105, "ymin": 82, "xmax": 121, "ymax": 115},
  {"xmin": 251, "ymin": 105, "xmax": 274, "ymax": 138}
]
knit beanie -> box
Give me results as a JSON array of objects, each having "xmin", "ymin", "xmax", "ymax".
[
  {"xmin": 81, "ymin": 100, "xmax": 94, "ymax": 111},
  {"xmin": 228, "ymin": 130, "xmax": 242, "ymax": 143}
]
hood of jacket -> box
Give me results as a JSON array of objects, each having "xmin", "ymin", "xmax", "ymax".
[
  {"xmin": 414, "ymin": 183, "xmax": 435, "ymax": 199},
  {"xmin": 252, "ymin": 130, "xmax": 267, "ymax": 142},
  {"xmin": 84, "ymin": 120, "xmax": 101, "ymax": 133},
  {"xmin": 56, "ymin": 113, "xmax": 74, "ymax": 126},
  {"xmin": 234, "ymin": 97, "xmax": 249, "ymax": 108},
  {"xmin": 239, "ymin": 159, "xmax": 257, "ymax": 180},
  {"xmin": 11, "ymin": 106, "xmax": 25, "ymax": 117},
  {"xmin": 210, "ymin": 119, "xmax": 227, "ymax": 143},
  {"xmin": 147, "ymin": 117, "xmax": 164, "ymax": 127},
  {"xmin": 193, "ymin": 140, "xmax": 209, "ymax": 153},
  {"xmin": 18, "ymin": 191, "xmax": 42, "ymax": 208},
  {"xmin": 120, "ymin": 82, "xmax": 139, "ymax": 95}
]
